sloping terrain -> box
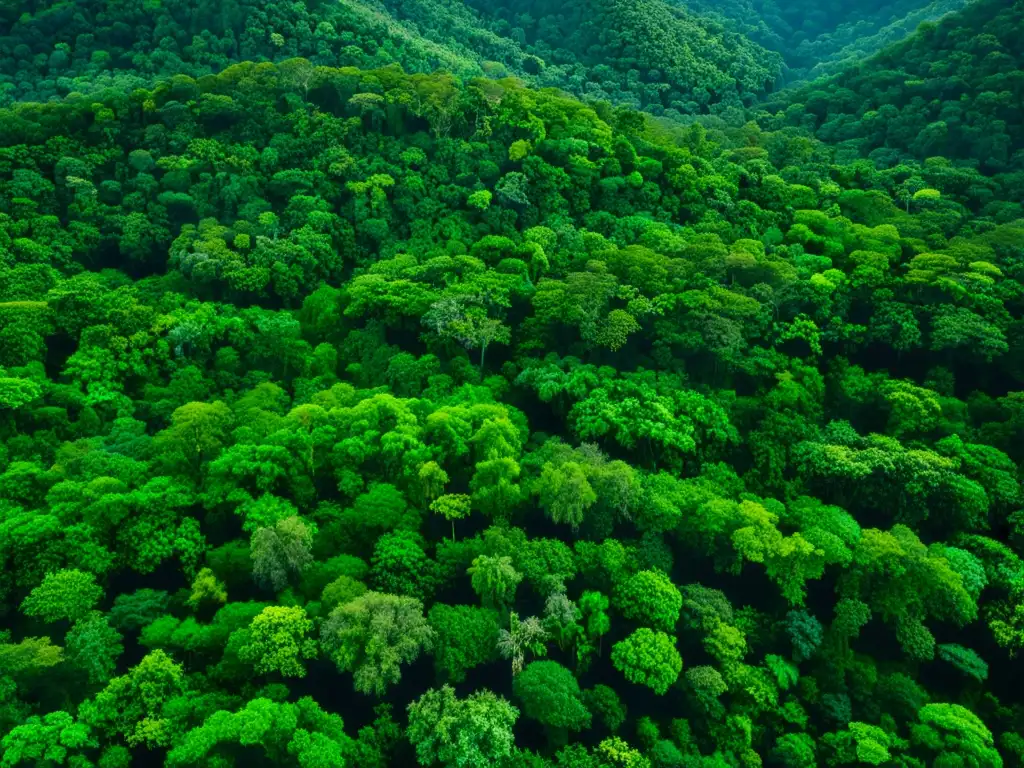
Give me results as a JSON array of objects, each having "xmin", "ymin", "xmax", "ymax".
[
  {"xmin": 682, "ymin": 0, "xmax": 970, "ymax": 78},
  {"xmin": 1, "ymin": 1, "xmax": 1024, "ymax": 766},
  {"xmin": 1, "ymin": 0, "xmax": 783, "ymax": 115},
  {"xmin": 762, "ymin": 0, "xmax": 1024, "ymax": 175}
]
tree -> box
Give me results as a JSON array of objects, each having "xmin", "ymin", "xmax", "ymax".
[
  {"xmin": 595, "ymin": 736, "xmax": 652, "ymax": 767},
  {"xmin": 772, "ymin": 732, "xmax": 816, "ymax": 768},
  {"xmin": 495, "ymin": 172, "xmax": 530, "ymax": 207},
  {"xmin": 431, "ymin": 494, "xmax": 471, "ymax": 542},
  {"xmin": 423, "ymin": 297, "xmax": 511, "ymax": 372},
  {"xmin": 821, "ymin": 722, "xmax": 896, "ymax": 766},
  {"xmin": 930, "ymin": 307, "xmax": 1009, "ymax": 362},
  {"xmin": 278, "ymin": 57, "xmax": 317, "ymax": 96},
  {"xmin": 468, "ymin": 555, "xmax": 522, "ymax": 610},
  {"xmin": 65, "ymin": 612, "xmax": 124, "ymax": 685},
  {"xmin": 582, "ymin": 685, "xmax": 627, "ymax": 733},
  {"xmin": 469, "ymin": 457, "xmax": 523, "ymax": 519},
  {"xmin": 567, "ymin": 376, "xmax": 736, "ymax": 470},
  {"xmin": 786, "ymin": 610, "xmax": 823, "ymax": 662},
  {"xmin": 0, "ymin": 377, "xmax": 41, "ymax": 412},
  {"xmin": 406, "ymin": 686, "xmax": 519, "ymax": 768},
  {"xmin": 611, "ymin": 629, "xmax": 682, "ymax": 695},
  {"xmin": 579, "ymin": 590, "xmax": 611, "ymax": 657},
  {"xmin": 0, "ymin": 711, "xmax": 96, "ymax": 767},
  {"xmin": 321, "ymin": 592, "xmax": 434, "ymax": 696},
  {"xmin": 912, "ymin": 703, "xmax": 1001, "ymax": 766},
  {"xmin": 497, "ymin": 612, "xmax": 549, "ymax": 677},
  {"xmin": 156, "ymin": 401, "xmax": 233, "ymax": 475},
  {"xmin": 21, "ymin": 569, "xmax": 102, "ymax": 624},
  {"xmin": 513, "ymin": 661, "xmax": 591, "ymax": 733},
  {"xmin": 82, "ymin": 650, "xmax": 187, "ymax": 749},
  {"xmin": 841, "ymin": 525, "xmax": 977, "ymax": 659},
  {"xmin": 251, "ymin": 516, "xmax": 314, "ymax": 592},
  {"xmin": 371, "ymin": 531, "xmax": 438, "ymax": 601},
  {"xmin": 238, "ymin": 606, "xmax": 317, "ymax": 678},
  {"xmin": 4, "ymin": 28, "xmax": 1024, "ymax": 766},
  {"xmin": 614, "ymin": 570, "xmax": 682, "ymax": 632},
  {"xmin": 544, "ymin": 590, "xmax": 582, "ymax": 653},
  {"xmin": 937, "ymin": 643, "xmax": 989, "ymax": 682},
  {"xmin": 535, "ymin": 461, "xmax": 597, "ymax": 530},
  {"xmin": 165, "ymin": 697, "xmax": 352, "ymax": 767},
  {"xmin": 321, "ymin": 576, "xmax": 367, "ymax": 613},
  {"xmin": 186, "ymin": 568, "xmax": 227, "ymax": 611},
  {"xmin": 0, "ymin": 636, "xmax": 64, "ymax": 676},
  {"xmin": 416, "ymin": 461, "xmax": 449, "ymax": 505},
  {"xmin": 686, "ymin": 666, "xmax": 728, "ymax": 713},
  {"xmin": 428, "ymin": 604, "xmax": 501, "ymax": 683}
]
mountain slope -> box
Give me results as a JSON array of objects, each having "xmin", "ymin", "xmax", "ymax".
[
  {"xmin": 0, "ymin": 57, "xmax": 1023, "ymax": 766},
  {"xmin": 0, "ymin": 0, "xmax": 484, "ymax": 104},
  {"xmin": 762, "ymin": 0, "xmax": 1024, "ymax": 175},
  {"xmin": 0, "ymin": 0, "xmax": 783, "ymax": 115},
  {"xmin": 2, "ymin": 0, "xmax": 1024, "ymax": 761},
  {"xmin": 681, "ymin": 0, "xmax": 969, "ymax": 79},
  {"xmin": 448, "ymin": 0, "xmax": 784, "ymax": 112}
]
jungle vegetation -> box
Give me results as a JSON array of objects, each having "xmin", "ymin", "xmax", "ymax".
[{"xmin": 1, "ymin": 0, "xmax": 1023, "ymax": 766}]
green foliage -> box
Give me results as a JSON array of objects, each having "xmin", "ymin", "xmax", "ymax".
[
  {"xmin": 321, "ymin": 576, "xmax": 367, "ymax": 613},
  {"xmin": 513, "ymin": 661, "xmax": 592, "ymax": 732},
  {"xmin": 0, "ymin": 711, "xmax": 96, "ymax": 767},
  {"xmin": 785, "ymin": 610, "xmax": 823, "ymax": 662},
  {"xmin": 186, "ymin": 568, "xmax": 228, "ymax": 611},
  {"xmin": 685, "ymin": 665, "xmax": 728, "ymax": 711},
  {"xmin": 21, "ymin": 570, "xmax": 103, "ymax": 624},
  {"xmin": 468, "ymin": 555, "xmax": 522, "ymax": 609},
  {"xmin": 0, "ymin": 636, "xmax": 64, "ymax": 676},
  {"xmin": 912, "ymin": 703, "xmax": 1001, "ymax": 767},
  {"xmin": 497, "ymin": 612, "xmax": 549, "ymax": 676},
  {"xmin": 611, "ymin": 629, "xmax": 683, "ymax": 695},
  {"xmin": 771, "ymin": 732, "xmax": 816, "ymax": 768},
  {"xmin": 165, "ymin": 696, "xmax": 352, "ymax": 767},
  {"xmin": 821, "ymin": 722, "xmax": 899, "ymax": 766},
  {"xmin": 430, "ymin": 494, "xmax": 471, "ymax": 541},
  {"xmin": 407, "ymin": 685, "xmax": 519, "ymax": 767},
  {"xmin": 614, "ymin": 570, "xmax": 682, "ymax": 632},
  {"xmin": 0, "ymin": 8, "xmax": 1022, "ymax": 765},
  {"xmin": 428, "ymin": 604, "xmax": 501, "ymax": 683},
  {"xmin": 765, "ymin": 0, "xmax": 1024, "ymax": 174},
  {"xmin": 251, "ymin": 516, "xmax": 315, "ymax": 593},
  {"xmin": 370, "ymin": 531, "xmax": 438, "ymax": 600},
  {"xmin": 582, "ymin": 685, "xmax": 627, "ymax": 733},
  {"xmin": 937, "ymin": 643, "xmax": 989, "ymax": 682},
  {"xmin": 65, "ymin": 612, "xmax": 124, "ymax": 686},
  {"xmin": 579, "ymin": 591, "xmax": 612, "ymax": 648},
  {"xmin": 321, "ymin": 591, "xmax": 434, "ymax": 696},
  {"xmin": 237, "ymin": 606, "xmax": 317, "ymax": 678},
  {"xmin": 81, "ymin": 650, "xmax": 187, "ymax": 749}
]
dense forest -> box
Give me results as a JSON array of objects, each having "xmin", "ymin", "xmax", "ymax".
[
  {"xmin": 681, "ymin": 0, "xmax": 971, "ymax": 78},
  {"xmin": 1, "ymin": 0, "xmax": 1024, "ymax": 766},
  {"xmin": 1, "ymin": 0, "xmax": 990, "ymax": 112},
  {"xmin": 763, "ymin": 0, "xmax": 1024, "ymax": 173}
]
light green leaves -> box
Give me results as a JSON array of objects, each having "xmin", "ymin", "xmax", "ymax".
[
  {"xmin": 611, "ymin": 629, "xmax": 682, "ymax": 695},
  {"xmin": 21, "ymin": 569, "xmax": 103, "ymax": 624},
  {"xmin": 407, "ymin": 686, "xmax": 518, "ymax": 767},
  {"xmin": 238, "ymin": 606, "xmax": 317, "ymax": 678}
]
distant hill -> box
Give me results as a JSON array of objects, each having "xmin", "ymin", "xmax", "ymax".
[
  {"xmin": 761, "ymin": 0, "xmax": 1024, "ymax": 174},
  {"xmin": 430, "ymin": 0, "xmax": 784, "ymax": 112},
  {"xmin": 0, "ymin": 0, "xmax": 782, "ymax": 115},
  {"xmin": 0, "ymin": 0, "xmax": 484, "ymax": 104},
  {"xmin": 681, "ymin": 0, "xmax": 969, "ymax": 80}
]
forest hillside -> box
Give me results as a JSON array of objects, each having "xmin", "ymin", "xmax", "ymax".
[
  {"xmin": 1, "ymin": 0, "xmax": 1023, "ymax": 767},
  {"xmin": 762, "ymin": 0, "xmax": 1024, "ymax": 173},
  {"xmin": 1, "ymin": 0, "xmax": 983, "ymax": 110}
]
